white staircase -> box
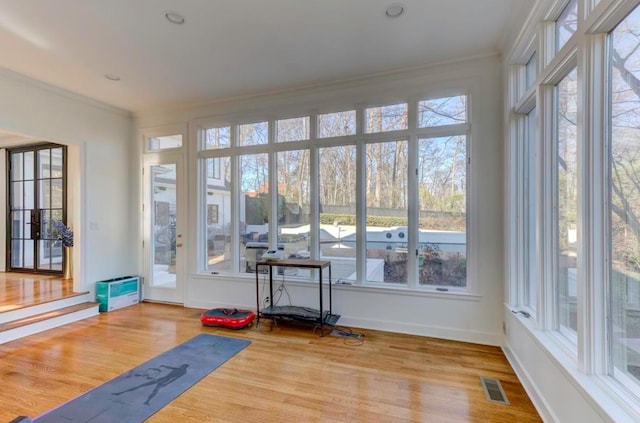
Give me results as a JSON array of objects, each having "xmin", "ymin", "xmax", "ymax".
[{"xmin": 0, "ymin": 293, "xmax": 99, "ymax": 344}]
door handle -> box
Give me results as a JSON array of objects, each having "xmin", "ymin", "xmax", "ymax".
[
  {"xmin": 30, "ymin": 209, "xmax": 40, "ymax": 240},
  {"xmin": 176, "ymin": 243, "xmax": 183, "ymax": 248}
]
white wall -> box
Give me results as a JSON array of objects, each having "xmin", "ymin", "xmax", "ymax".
[
  {"xmin": 136, "ymin": 55, "xmax": 506, "ymax": 346},
  {"xmin": 0, "ymin": 68, "xmax": 136, "ymax": 291}
]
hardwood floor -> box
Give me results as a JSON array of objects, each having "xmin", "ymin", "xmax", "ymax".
[
  {"xmin": 0, "ymin": 273, "xmax": 77, "ymax": 312},
  {"xmin": 0, "ymin": 302, "xmax": 541, "ymax": 422}
]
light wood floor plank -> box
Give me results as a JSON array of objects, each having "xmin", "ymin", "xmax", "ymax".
[{"xmin": 0, "ymin": 302, "xmax": 541, "ymax": 422}]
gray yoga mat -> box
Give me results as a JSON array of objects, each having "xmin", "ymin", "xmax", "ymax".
[{"xmin": 33, "ymin": 334, "xmax": 250, "ymax": 423}]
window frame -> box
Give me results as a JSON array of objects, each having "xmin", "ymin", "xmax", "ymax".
[{"xmin": 191, "ymin": 92, "xmax": 474, "ymax": 293}]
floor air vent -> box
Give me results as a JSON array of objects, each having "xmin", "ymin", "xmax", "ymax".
[{"xmin": 480, "ymin": 377, "xmax": 510, "ymax": 405}]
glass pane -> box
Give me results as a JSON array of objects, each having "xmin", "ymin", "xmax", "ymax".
[
  {"xmin": 240, "ymin": 154, "xmax": 269, "ymax": 273},
  {"xmin": 24, "ymin": 151, "xmax": 34, "ymax": 180},
  {"xmin": 11, "ymin": 152, "xmax": 23, "ymax": 181},
  {"xmin": 205, "ymin": 157, "xmax": 232, "ymax": 273},
  {"xmin": 366, "ymin": 141, "xmax": 408, "ymax": 284},
  {"xmin": 39, "ymin": 180, "xmax": 51, "ymax": 209},
  {"xmin": 11, "ymin": 211, "xmax": 23, "ymax": 238},
  {"xmin": 418, "ymin": 95, "xmax": 467, "ymax": 127},
  {"xmin": 151, "ymin": 163, "xmax": 177, "ymax": 288},
  {"xmin": 24, "ymin": 180, "xmax": 34, "ymax": 210},
  {"xmin": 525, "ymin": 108, "xmax": 537, "ymax": 309},
  {"xmin": 556, "ymin": 68, "xmax": 578, "ymax": 340},
  {"xmin": 277, "ymin": 150, "xmax": 311, "ymax": 274},
  {"xmin": 23, "ymin": 240, "xmax": 34, "ymax": 268},
  {"xmin": 38, "ymin": 239, "xmax": 53, "ymax": 270},
  {"xmin": 238, "ymin": 122, "xmax": 268, "ymax": 146},
  {"xmin": 205, "ymin": 127, "xmax": 230, "ymax": 149},
  {"xmin": 418, "ymin": 136, "xmax": 467, "ymax": 287},
  {"xmin": 38, "ymin": 239, "xmax": 62, "ymax": 271},
  {"xmin": 38, "ymin": 149, "xmax": 50, "ymax": 178},
  {"xmin": 11, "ymin": 239, "xmax": 21, "ymax": 268},
  {"xmin": 148, "ymin": 134, "xmax": 182, "ymax": 150},
  {"xmin": 365, "ymin": 103, "xmax": 408, "ymax": 133},
  {"xmin": 277, "ymin": 117, "xmax": 310, "ymax": 142},
  {"xmin": 40, "ymin": 209, "xmax": 51, "ymax": 240},
  {"xmin": 610, "ymin": 5, "xmax": 640, "ymax": 392},
  {"xmin": 319, "ymin": 146, "xmax": 357, "ymax": 282},
  {"xmin": 526, "ymin": 53, "xmax": 537, "ymax": 89},
  {"xmin": 51, "ymin": 148, "xmax": 63, "ymax": 177},
  {"xmin": 51, "ymin": 242, "xmax": 63, "ymax": 271},
  {"xmin": 11, "ymin": 181, "xmax": 23, "ymax": 209},
  {"xmin": 51, "ymin": 179, "xmax": 63, "ymax": 208},
  {"xmin": 317, "ymin": 110, "xmax": 356, "ymax": 138},
  {"xmin": 556, "ymin": 0, "xmax": 578, "ymax": 51}
]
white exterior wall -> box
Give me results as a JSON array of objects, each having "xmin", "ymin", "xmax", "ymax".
[
  {"xmin": 0, "ymin": 68, "xmax": 136, "ymax": 292},
  {"xmin": 137, "ymin": 55, "xmax": 506, "ymax": 346}
]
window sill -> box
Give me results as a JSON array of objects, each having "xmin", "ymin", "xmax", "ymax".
[{"xmin": 194, "ymin": 272, "xmax": 481, "ymax": 301}]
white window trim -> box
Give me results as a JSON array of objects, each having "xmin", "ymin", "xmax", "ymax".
[{"xmin": 190, "ymin": 90, "xmax": 475, "ymax": 294}]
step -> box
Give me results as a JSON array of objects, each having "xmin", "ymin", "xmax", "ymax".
[
  {"xmin": 0, "ymin": 302, "xmax": 99, "ymax": 344},
  {"xmin": 0, "ymin": 292, "xmax": 91, "ymax": 324}
]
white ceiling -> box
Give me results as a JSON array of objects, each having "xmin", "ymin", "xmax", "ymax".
[{"xmin": 0, "ymin": 0, "xmax": 530, "ymax": 113}]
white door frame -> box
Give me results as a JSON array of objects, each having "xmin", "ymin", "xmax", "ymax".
[{"xmin": 142, "ymin": 152, "xmax": 186, "ymax": 304}]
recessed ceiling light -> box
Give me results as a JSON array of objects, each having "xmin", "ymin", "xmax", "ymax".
[
  {"xmin": 165, "ymin": 11, "xmax": 185, "ymax": 24},
  {"xmin": 105, "ymin": 74, "xmax": 120, "ymax": 81},
  {"xmin": 385, "ymin": 4, "xmax": 405, "ymax": 18}
]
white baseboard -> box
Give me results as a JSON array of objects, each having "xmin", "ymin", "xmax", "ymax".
[{"xmin": 187, "ymin": 299, "xmax": 501, "ymax": 345}]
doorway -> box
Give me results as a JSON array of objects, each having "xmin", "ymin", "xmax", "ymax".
[
  {"xmin": 6, "ymin": 144, "xmax": 67, "ymax": 274},
  {"xmin": 142, "ymin": 153, "xmax": 185, "ymax": 303}
]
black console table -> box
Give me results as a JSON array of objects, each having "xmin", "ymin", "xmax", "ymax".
[{"xmin": 255, "ymin": 259, "xmax": 339, "ymax": 333}]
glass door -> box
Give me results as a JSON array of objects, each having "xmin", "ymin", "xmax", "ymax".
[
  {"xmin": 143, "ymin": 154, "xmax": 185, "ymax": 303},
  {"xmin": 7, "ymin": 144, "xmax": 66, "ymax": 274}
]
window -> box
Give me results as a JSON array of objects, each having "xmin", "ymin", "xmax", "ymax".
[
  {"xmin": 555, "ymin": 68, "xmax": 578, "ymax": 343},
  {"xmin": 205, "ymin": 157, "xmax": 231, "ymax": 273},
  {"xmin": 317, "ymin": 110, "xmax": 356, "ymax": 138},
  {"xmin": 196, "ymin": 95, "xmax": 469, "ymax": 290},
  {"xmin": 556, "ymin": 0, "xmax": 578, "ymax": 52},
  {"xmin": 418, "ymin": 136, "xmax": 467, "ymax": 287},
  {"xmin": 418, "ymin": 95, "xmax": 467, "ymax": 127},
  {"xmin": 148, "ymin": 134, "xmax": 182, "ymax": 151},
  {"xmin": 364, "ymin": 103, "xmax": 408, "ymax": 133},
  {"xmin": 609, "ymin": 5, "xmax": 640, "ymax": 395},
  {"xmin": 526, "ymin": 53, "xmax": 537, "ymax": 90},
  {"xmin": 240, "ymin": 153, "xmax": 269, "ymax": 273},
  {"xmin": 319, "ymin": 145, "xmax": 357, "ymax": 282},
  {"xmin": 238, "ymin": 121, "xmax": 268, "ymax": 146},
  {"xmin": 366, "ymin": 140, "xmax": 408, "ymax": 284},
  {"xmin": 524, "ymin": 108, "xmax": 537, "ymax": 310},
  {"xmin": 277, "ymin": 149, "xmax": 311, "ymax": 268},
  {"xmin": 207, "ymin": 158, "xmax": 220, "ymax": 180},
  {"xmin": 205, "ymin": 127, "xmax": 230, "ymax": 149},
  {"xmin": 277, "ymin": 117, "xmax": 310, "ymax": 142}
]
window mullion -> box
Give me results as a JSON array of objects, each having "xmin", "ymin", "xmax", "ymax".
[
  {"xmin": 580, "ymin": 32, "xmax": 608, "ymax": 376},
  {"xmin": 355, "ymin": 105, "xmax": 365, "ymax": 285},
  {"xmin": 407, "ymin": 134, "xmax": 418, "ymax": 289},
  {"xmin": 230, "ymin": 128, "xmax": 240, "ymax": 273},
  {"xmin": 268, "ymin": 121, "xmax": 278, "ymax": 250},
  {"xmin": 309, "ymin": 112, "xmax": 319, "ymax": 261}
]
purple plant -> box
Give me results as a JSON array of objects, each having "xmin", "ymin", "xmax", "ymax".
[{"xmin": 52, "ymin": 220, "xmax": 74, "ymax": 247}]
